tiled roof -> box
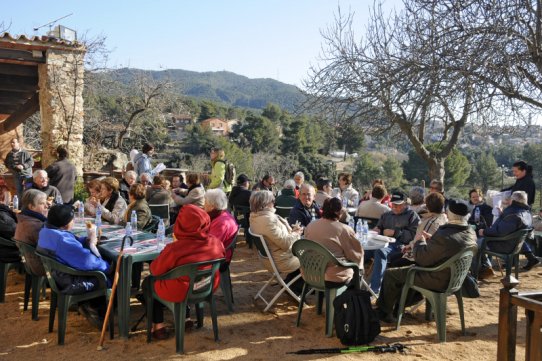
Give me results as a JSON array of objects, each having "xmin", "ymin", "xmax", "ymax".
[{"xmin": 0, "ymin": 32, "xmax": 84, "ymax": 50}]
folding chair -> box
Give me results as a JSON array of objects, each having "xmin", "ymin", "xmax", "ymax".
[
  {"xmin": 248, "ymin": 228, "xmax": 301, "ymax": 312},
  {"xmin": 149, "ymin": 204, "xmax": 170, "ymax": 226}
]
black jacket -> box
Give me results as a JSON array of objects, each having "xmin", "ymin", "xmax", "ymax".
[
  {"xmin": 468, "ymin": 203, "xmax": 493, "ymax": 232},
  {"xmin": 0, "ymin": 204, "xmax": 20, "ymax": 263},
  {"xmin": 503, "ymin": 174, "xmax": 536, "ymax": 206},
  {"xmin": 229, "ymin": 186, "xmax": 251, "ymax": 208},
  {"xmin": 483, "ymin": 201, "xmax": 532, "ymax": 253},
  {"xmin": 288, "ymin": 199, "xmax": 321, "ymax": 227}
]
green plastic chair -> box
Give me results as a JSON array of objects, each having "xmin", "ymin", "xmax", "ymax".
[
  {"xmin": 219, "ymin": 229, "xmax": 239, "ymax": 313},
  {"xmin": 13, "ymin": 239, "xmax": 46, "ymax": 321},
  {"xmin": 478, "ymin": 228, "xmax": 532, "ymax": 279},
  {"xmin": 292, "ymin": 238, "xmax": 362, "ymax": 337},
  {"xmin": 145, "ymin": 258, "xmax": 224, "ymax": 354},
  {"xmin": 395, "ymin": 248, "xmax": 474, "ymax": 343},
  {"xmin": 0, "ymin": 236, "xmax": 22, "ymax": 303},
  {"xmin": 275, "ymin": 206, "xmax": 293, "ymax": 219},
  {"xmin": 36, "ymin": 250, "xmax": 113, "ymax": 345}
]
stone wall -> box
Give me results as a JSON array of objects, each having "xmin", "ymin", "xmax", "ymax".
[{"xmin": 38, "ymin": 48, "xmax": 86, "ymax": 176}]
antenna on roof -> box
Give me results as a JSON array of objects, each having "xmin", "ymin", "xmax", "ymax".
[{"xmin": 33, "ymin": 13, "xmax": 73, "ymax": 33}]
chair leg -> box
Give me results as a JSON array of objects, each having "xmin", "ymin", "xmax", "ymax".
[
  {"xmin": 196, "ymin": 303, "xmax": 204, "ymax": 328},
  {"xmin": 24, "ymin": 273, "xmax": 32, "ymax": 311},
  {"xmin": 395, "ymin": 286, "xmax": 410, "ymax": 330},
  {"xmin": 432, "ymin": 294, "xmax": 447, "ymax": 343},
  {"xmin": 57, "ymin": 296, "xmax": 69, "ymax": 345},
  {"xmin": 325, "ymin": 289, "xmax": 337, "ymax": 337},
  {"xmin": 0, "ymin": 263, "xmax": 9, "ymax": 303},
  {"xmin": 425, "ymin": 300, "xmax": 434, "ymax": 321},
  {"xmin": 496, "ymin": 258, "xmax": 504, "ymax": 277},
  {"xmin": 49, "ymin": 291, "xmax": 57, "ymax": 332},
  {"xmin": 455, "ymin": 292, "xmax": 466, "ymax": 336},
  {"xmin": 31, "ymin": 275, "xmax": 40, "ymax": 320},
  {"xmin": 316, "ymin": 291, "xmax": 323, "ymax": 315},
  {"xmin": 514, "ymin": 254, "xmax": 520, "ymax": 279},
  {"xmin": 146, "ymin": 291, "xmax": 153, "ymax": 343},
  {"xmin": 295, "ymin": 283, "xmax": 309, "ymax": 327},
  {"xmin": 220, "ymin": 269, "xmax": 234, "ymax": 313},
  {"xmin": 176, "ymin": 302, "xmax": 187, "ymax": 354}
]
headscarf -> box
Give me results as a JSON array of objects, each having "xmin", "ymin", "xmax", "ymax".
[{"xmin": 173, "ymin": 204, "xmax": 211, "ymax": 242}]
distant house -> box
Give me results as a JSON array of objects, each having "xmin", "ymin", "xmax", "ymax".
[
  {"xmin": 171, "ymin": 114, "xmax": 194, "ymax": 139},
  {"xmin": 200, "ymin": 118, "xmax": 230, "ymax": 136}
]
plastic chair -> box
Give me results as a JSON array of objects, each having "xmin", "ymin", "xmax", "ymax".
[
  {"xmin": 145, "ymin": 258, "xmax": 224, "ymax": 354},
  {"xmin": 233, "ymin": 205, "xmax": 251, "ymax": 248},
  {"xmin": 219, "ymin": 229, "xmax": 239, "ymax": 313},
  {"xmin": 13, "ymin": 239, "xmax": 46, "ymax": 321},
  {"xmin": 143, "ymin": 215, "xmax": 161, "ymax": 233},
  {"xmin": 149, "ymin": 204, "xmax": 170, "ymax": 226},
  {"xmin": 249, "ymin": 228, "xmax": 302, "ymax": 312},
  {"xmin": 36, "ymin": 250, "xmax": 113, "ymax": 345},
  {"xmin": 0, "ymin": 236, "xmax": 21, "ymax": 303},
  {"xmin": 292, "ymin": 238, "xmax": 363, "ymax": 337},
  {"xmin": 395, "ymin": 248, "xmax": 474, "ymax": 342},
  {"xmin": 275, "ymin": 206, "xmax": 293, "ymax": 219},
  {"xmin": 477, "ymin": 228, "xmax": 532, "ymax": 279}
]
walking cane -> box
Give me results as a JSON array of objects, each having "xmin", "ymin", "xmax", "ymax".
[{"xmin": 97, "ymin": 235, "xmax": 133, "ymax": 350}]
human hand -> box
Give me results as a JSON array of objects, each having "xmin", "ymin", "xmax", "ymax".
[
  {"xmin": 15, "ymin": 164, "xmax": 23, "ymax": 170},
  {"xmin": 421, "ymin": 231, "xmax": 432, "ymax": 240},
  {"xmin": 478, "ymin": 229, "xmax": 485, "ymax": 237}
]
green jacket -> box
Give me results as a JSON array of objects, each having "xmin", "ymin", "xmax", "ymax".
[{"xmin": 208, "ymin": 160, "xmax": 232, "ymax": 193}]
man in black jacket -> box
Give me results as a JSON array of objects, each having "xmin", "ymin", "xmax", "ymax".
[
  {"xmin": 288, "ymin": 184, "xmax": 321, "ymax": 227},
  {"xmin": 4, "ymin": 138, "xmax": 34, "ymax": 200}
]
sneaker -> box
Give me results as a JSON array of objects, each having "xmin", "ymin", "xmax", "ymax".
[
  {"xmin": 478, "ymin": 267, "xmax": 496, "ymax": 280},
  {"xmin": 522, "ymin": 258, "xmax": 541, "ymax": 271}
]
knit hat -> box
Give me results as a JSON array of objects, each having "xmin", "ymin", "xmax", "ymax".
[
  {"xmin": 47, "ymin": 204, "xmax": 75, "ymax": 228},
  {"xmin": 448, "ymin": 199, "xmax": 469, "ymax": 217}
]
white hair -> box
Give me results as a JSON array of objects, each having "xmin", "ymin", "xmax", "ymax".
[
  {"xmin": 33, "ymin": 169, "xmax": 47, "ymax": 180},
  {"xmin": 250, "ymin": 190, "xmax": 275, "ymax": 213},
  {"xmin": 283, "ymin": 179, "xmax": 295, "ymax": 189},
  {"xmin": 294, "ymin": 171, "xmax": 304, "ymax": 180},
  {"xmin": 446, "ymin": 209, "xmax": 469, "ymax": 224},
  {"xmin": 511, "ymin": 191, "xmax": 528, "ymax": 205},
  {"xmin": 140, "ymin": 172, "xmax": 151, "ymax": 181},
  {"xmin": 125, "ymin": 170, "xmax": 137, "ymax": 180},
  {"xmin": 204, "ymin": 189, "xmax": 228, "ymax": 211}
]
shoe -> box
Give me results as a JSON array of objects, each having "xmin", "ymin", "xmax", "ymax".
[
  {"xmin": 478, "ymin": 267, "xmax": 496, "ymax": 280},
  {"xmin": 377, "ymin": 309, "xmax": 397, "ymax": 324},
  {"xmin": 522, "ymin": 258, "xmax": 541, "ymax": 271},
  {"xmin": 152, "ymin": 327, "xmax": 170, "ymax": 340},
  {"xmin": 185, "ymin": 319, "xmax": 194, "ymax": 332},
  {"xmin": 78, "ymin": 303, "xmax": 104, "ymax": 330}
]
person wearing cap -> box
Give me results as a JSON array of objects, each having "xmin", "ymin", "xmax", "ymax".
[
  {"xmin": 368, "ymin": 191, "xmax": 420, "ymax": 295},
  {"xmin": 252, "ymin": 174, "xmax": 275, "ymax": 193},
  {"xmin": 229, "ymin": 174, "xmax": 252, "ymax": 209},
  {"xmin": 37, "ymin": 204, "xmax": 111, "ymax": 328},
  {"xmin": 275, "ymin": 179, "xmax": 297, "ymax": 209},
  {"xmin": 376, "ymin": 198, "xmax": 476, "ymax": 323}
]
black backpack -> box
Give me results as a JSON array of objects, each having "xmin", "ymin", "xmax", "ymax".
[
  {"xmin": 219, "ymin": 159, "xmax": 236, "ymax": 186},
  {"xmin": 333, "ymin": 289, "xmax": 381, "ymax": 345}
]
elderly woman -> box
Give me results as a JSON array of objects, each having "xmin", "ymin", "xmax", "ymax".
[
  {"xmin": 84, "ymin": 179, "xmax": 103, "ymax": 216},
  {"xmin": 171, "ymin": 173, "xmax": 205, "ymax": 208},
  {"xmin": 144, "ymin": 204, "xmax": 225, "ymax": 340},
  {"xmin": 332, "ymin": 172, "xmax": 360, "ymax": 207},
  {"xmin": 124, "ymin": 183, "xmax": 152, "ymax": 230},
  {"xmin": 204, "ymin": 189, "xmax": 238, "ymax": 269},
  {"xmin": 15, "ymin": 189, "xmax": 48, "ymax": 275},
  {"xmin": 304, "ymin": 198, "xmax": 363, "ymax": 285},
  {"xmin": 87, "ymin": 177, "xmax": 127, "ymax": 225},
  {"xmin": 249, "ymin": 190, "xmax": 303, "ymax": 292}
]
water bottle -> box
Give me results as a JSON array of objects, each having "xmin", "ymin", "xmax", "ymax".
[
  {"xmin": 474, "ymin": 207, "xmax": 480, "ymax": 224},
  {"xmin": 348, "ymin": 217, "xmax": 355, "ymax": 230},
  {"xmin": 362, "ymin": 220, "xmax": 369, "ymax": 244},
  {"xmin": 125, "ymin": 222, "xmax": 132, "ymax": 237},
  {"xmin": 12, "ymin": 195, "xmax": 18, "ymax": 211},
  {"xmin": 342, "ymin": 195, "xmax": 348, "ymax": 209},
  {"xmin": 78, "ymin": 201, "xmax": 85, "ymax": 220},
  {"xmin": 355, "ymin": 220, "xmax": 363, "ymax": 240},
  {"xmin": 55, "ymin": 194, "xmax": 63, "ymax": 205},
  {"xmin": 131, "ymin": 210, "xmax": 138, "ymax": 232},
  {"xmin": 157, "ymin": 218, "xmax": 165, "ymax": 250},
  {"xmin": 95, "ymin": 205, "xmax": 102, "ymax": 229}
]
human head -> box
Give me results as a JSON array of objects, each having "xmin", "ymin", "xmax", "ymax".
[
  {"xmin": 390, "ymin": 191, "xmax": 407, "ymax": 215},
  {"xmin": 372, "ymin": 179, "xmax": 384, "ymax": 187},
  {"xmin": 204, "ymin": 189, "xmax": 229, "ymax": 212},
  {"xmin": 236, "ymin": 174, "xmax": 251, "ymax": 187},
  {"xmin": 446, "ymin": 199, "xmax": 470, "ymax": 223},
  {"xmin": 33, "ymin": 170, "xmax": 49, "ymax": 189},
  {"xmin": 409, "ymin": 186, "xmax": 425, "ymax": 206},
  {"xmin": 152, "ymin": 175, "xmax": 164, "ymax": 186},
  {"xmin": 140, "ymin": 173, "xmax": 152, "ymax": 186},
  {"xmin": 174, "ymin": 204, "xmax": 211, "ymax": 237},
  {"xmin": 429, "ymin": 179, "xmax": 444, "ymax": 194},
  {"xmin": 283, "ymin": 179, "xmax": 296, "ymax": 190},
  {"xmin": 129, "ymin": 183, "xmax": 147, "ymax": 201},
  {"xmin": 249, "ymin": 190, "xmax": 275, "ymax": 213},
  {"xmin": 316, "ymin": 178, "xmax": 332, "ymax": 195},
  {"xmin": 171, "ymin": 174, "xmax": 183, "ymax": 188},
  {"xmin": 299, "ymin": 183, "xmax": 315, "ymax": 208},
  {"xmin": 372, "ymin": 184, "xmax": 387, "ymax": 201},
  {"xmin": 210, "ymin": 147, "xmax": 225, "ymax": 162},
  {"xmin": 124, "ymin": 170, "xmax": 137, "ymax": 186},
  {"xmin": 338, "ymin": 172, "xmax": 352, "ymax": 189},
  {"xmin": 87, "ymin": 179, "xmax": 102, "ymax": 199},
  {"xmin": 425, "ymin": 192, "xmax": 445, "ymax": 214},
  {"xmin": 262, "ymin": 175, "xmax": 275, "ymax": 188},
  {"xmin": 469, "ymin": 188, "xmax": 483, "ymax": 205},
  {"xmin": 10, "ymin": 138, "xmax": 20, "ymax": 151},
  {"xmin": 186, "ymin": 173, "xmax": 200, "ymax": 186},
  {"xmin": 101, "ymin": 177, "xmax": 119, "ymax": 200},
  {"xmin": 56, "ymin": 145, "xmax": 68, "ymax": 160},
  {"xmin": 293, "ymin": 172, "xmax": 304, "ymax": 187},
  {"xmin": 512, "ymin": 161, "xmax": 532, "ymax": 179},
  {"xmin": 142, "ymin": 143, "xmax": 154, "ymax": 156},
  {"xmin": 163, "ymin": 180, "xmax": 171, "ymax": 190},
  {"xmin": 47, "ymin": 204, "xmax": 74, "ymax": 229},
  {"xmin": 322, "ymin": 197, "xmax": 342, "ymax": 221},
  {"xmin": 21, "ymin": 189, "xmax": 47, "ymax": 216},
  {"xmin": 511, "ymin": 190, "xmax": 528, "ymax": 205}
]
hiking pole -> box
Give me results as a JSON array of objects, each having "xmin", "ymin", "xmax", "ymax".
[
  {"xmin": 97, "ymin": 235, "xmax": 133, "ymax": 351},
  {"xmin": 286, "ymin": 343, "xmax": 407, "ymax": 355}
]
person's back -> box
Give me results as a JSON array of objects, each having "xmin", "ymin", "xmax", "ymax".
[
  {"xmin": 229, "ymin": 185, "xmax": 251, "ymax": 208},
  {"xmin": 146, "ymin": 186, "xmax": 173, "ymax": 206},
  {"xmin": 0, "ymin": 204, "xmax": 20, "ymax": 263},
  {"xmin": 275, "ymin": 188, "xmax": 297, "ymax": 208},
  {"xmin": 356, "ymin": 198, "xmax": 390, "ymax": 219},
  {"xmin": 45, "ymin": 148, "xmax": 77, "ymax": 204}
]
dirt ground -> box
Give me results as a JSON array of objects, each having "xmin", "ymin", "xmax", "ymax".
[{"xmin": 0, "ymin": 239, "xmax": 539, "ymax": 361}]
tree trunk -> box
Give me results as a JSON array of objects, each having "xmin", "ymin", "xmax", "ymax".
[{"xmin": 428, "ymin": 157, "xmax": 445, "ymax": 184}]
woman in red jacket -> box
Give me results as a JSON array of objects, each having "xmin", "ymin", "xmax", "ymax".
[{"xmin": 144, "ymin": 204, "xmax": 225, "ymax": 340}]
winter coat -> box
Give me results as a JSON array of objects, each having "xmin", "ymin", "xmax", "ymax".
[
  {"xmin": 45, "ymin": 159, "xmax": 77, "ymax": 204},
  {"xmin": 15, "ymin": 211, "xmax": 46, "ymax": 275},
  {"xmin": 483, "ymin": 201, "xmax": 532, "ymax": 253},
  {"xmin": 209, "ymin": 210, "xmax": 238, "ymax": 264},
  {"xmin": 288, "ymin": 199, "xmax": 321, "ymax": 228}
]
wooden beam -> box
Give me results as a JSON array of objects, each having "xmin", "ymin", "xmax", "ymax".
[
  {"xmin": 0, "ymin": 90, "xmax": 35, "ymax": 99},
  {"xmin": 0, "ymin": 104, "xmax": 20, "ymax": 113},
  {"xmin": 0, "ymin": 63, "xmax": 38, "ymax": 77},
  {"xmin": 0, "ymin": 58, "xmax": 44, "ymax": 66},
  {"xmin": 0, "ymin": 97, "xmax": 27, "ymax": 105},
  {"xmin": 0, "ymin": 93, "xmax": 39, "ymax": 133},
  {"xmin": 0, "ymin": 40, "xmax": 85, "ymax": 53},
  {"xmin": 0, "ymin": 48, "xmax": 45, "ymax": 64},
  {"xmin": 0, "ymin": 83, "xmax": 39, "ymax": 92}
]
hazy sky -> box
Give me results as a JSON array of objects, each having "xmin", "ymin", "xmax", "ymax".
[{"xmin": 2, "ymin": 0, "xmax": 401, "ymax": 86}]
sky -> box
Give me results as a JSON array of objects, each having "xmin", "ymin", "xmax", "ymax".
[{"xmin": 2, "ymin": 0, "xmax": 401, "ymax": 86}]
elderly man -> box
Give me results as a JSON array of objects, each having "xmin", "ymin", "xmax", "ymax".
[
  {"xmin": 252, "ymin": 174, "xmax": 275, "ymax": 192},
  {"xmin": 368, "ymin": 191, "xmax": 420, "ymax": 295},
  {"xmin": 120, "ymin": 170, "xmax": 137, "ymax": 202},
  {"xmin": 140, "ymin": 173, "xmax": 152, "ymax": 187},
  {"xmin": 476, "ymin": 190, "xmax": 539, "ymax": 278},
  {"xmin": 356, "ymin": 184, "xmax": 390, "ymax": 220},
  {"xmin": 4, "ymin": 138, "xmax": 34, "ymax": 200},
  {"xmin": 288, "ymin": 183, "xmax": 321, "ymax": 227},
  {"xmin": 26, "ymin": 170, "xmax": 61, "ymax": 202},
  {"xmin": 376, "ymin": 199, "xmax": 476, "ymax": 323},
  {"xmin": 45, "ymin": 146, "xmax": 77, "ymax": 204},
  {"xmin": 275, "ymin": 179, "xmax": 297, "ymax": 208}
]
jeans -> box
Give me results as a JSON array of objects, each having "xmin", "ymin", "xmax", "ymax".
[
  {"xmin": 369, "ymin": 243, "xmax": 402, "ymax": 294},
  {"xmin": 14, "ymin": 173, "xmax": 27, "ymax": 200}
]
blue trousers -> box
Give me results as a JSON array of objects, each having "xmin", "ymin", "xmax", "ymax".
[{"xmin": 367, "ymin": 242, "xmax": 402, "ymax": 294}]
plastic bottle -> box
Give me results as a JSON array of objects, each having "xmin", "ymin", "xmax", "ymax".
[
  {"xmin": 125, "ymin": 222, "xmax": 132, "ymax": 237},
  {"xmin": 348, "ymin": 217, "xmax": 355, "ymax": 230},
  {"xmin": 474, "ymin": 207, "xmax": 480, "ymax": 224},
  {"xmin": 12, "ymin": 195, "xmax": 18, "ymax": 211},
  {"xmin": 362, "ymin": 220, "xmax": 369, "ymax": 244},
  {"xmin": 157, "ymin": 218, "xmax": 165, "ymax": 250},
  {"xmin": 95, "ymin": 205, "xmax": 102, "ymax": 229},
  {"xmin": 78, "ymin": 201, "xmax": 85, "ymax": 220},
  {"xmin": 55, "ymin": 194, "xmax": 63, "ymax": 205},
  {"xmin": 131, "ymin": 210, "xmax": 138, "ymax": 232}
]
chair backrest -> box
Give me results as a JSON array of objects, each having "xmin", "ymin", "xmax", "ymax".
[
  {"xmin": 0, "ymin": 236, "xmax": 16, "ymax": 248},
  {"xmin": 225, "ymin": 226, "xmax": 241, "ymax": 253},
  {"xmin": 442, "ymin": 248, "xmax": 475, "ymax": 294},
  {"xmin": 144, "ymin": 215, "xmax": 161, "ymax": 233},
  {"xmin": 13, "ymin": 239, "xmax": 40, "ymax": 276},
  {"xmin": 153, "ymin": 258, "xmax": 224, "ymax": 304},
  {"xmin": 149, "ymin": 204, "xmax": 170, "ymax": 223},
  {"xmin": 275, "ymin": 206, "xmax": 293, "ymax": 219},
  {"xmin": 292, "ymin": 239, "xmax": 342, "ymax": 290},
  {"xmin": 485, "ymin": 228, "xmax": 533, "ymax": 255}
]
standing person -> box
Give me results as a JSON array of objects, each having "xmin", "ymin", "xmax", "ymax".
[
  {"xmin": 0, "ymin": 175, "xmax": 11, "ymax": 206},
  {"xmin": 208, "ymin": 147, "xmax": 232, "ymax": 193},
  {"xmin": 502, "ymin": 161, "xmax": 536, "ymax": 207},
  {"xmin": 4, "ymin": 138, "xmax": 34, "ymax": 200},
  {"xmin": 45, "ymin": 146, "xmax": 77, "ymax": 204},
  {"xmin": 252, "ymin": 175, "xmax": 275, "ymax": 192},
  {"xmin": 134, "ymin": 143, "xmax": 156, "ymax": 177}
]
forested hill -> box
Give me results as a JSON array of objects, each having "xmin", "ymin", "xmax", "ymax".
[{"xmin": 107, "ymin": 68, "xmax": 306, "ymax": 112}]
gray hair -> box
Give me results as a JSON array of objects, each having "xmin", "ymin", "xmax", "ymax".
[
  {"xmin": 250, "ymin": 190, "xmax": 275, "ymax": 213},
  {"xmin": 125, "ymin": 170, "xmax": 137, "ymax": 180},
  {"xmin": 33, "ymin": 169, "xmax": 47, "ymax": 180},
  {"xmin": 21, "ymin": 189, "xmax": 46, "ymax": 210},
  {"xmin": 300, "ymin": 183, "xmax": 315, "ymax": 194},
  {"xmin": 511, "ymin": 190, "xmax": 528, "ymax": 205},
  {"xmin": 294, "ymin": 171, "xmax": 304, "ymax": 180},
  {"xmin": 204, "ymin": 189, "xmax": 228, "ymax": 211},
  {"xmin": 283, "ymin": 179, "xmax": 295, "ymax": 189},
  {"xmin": 140, "ymin": 172, "xmax": 151, "ymax": 181},
  {"xmin": 409, "ymin": 186, "xmax": 425, "ymax": 206}
]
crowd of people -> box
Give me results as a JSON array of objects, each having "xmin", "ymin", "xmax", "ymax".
[{"xmin": 1, "ymin": 137, "xmax": 541, "ymax": 342}]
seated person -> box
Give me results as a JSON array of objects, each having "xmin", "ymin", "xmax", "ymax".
[
  {"xmin": 171, "ymin": 174, "xmax": 188, "ymax": 191},
  {"xmin": 119, "ymin": 170, "xmax": 137, "ymax": 202},
  {"xmin": 171, "ymin": 173, "xmax": 205, "ymax": 209},
  {"xmin": 26, "ymin": 169, "xmax": 61, "ymax": 202},
  {"xmin": 314, "ymin": 178, "xmax": 332, "ymax": 208},
  {"xmin": 533, "ymin": 209, "xmax": 542, "ymax": 232},
  {"xmin": 15, "ymin": 189, "xmax": 48, "ymax": 275},
  {"xmin": 305, "ymin": 198, "xmax": 363, "ymax": 285},
  {"xmin": 252, "ymin": 174, "xmax": 275, "ymax": 192},
  {"xmin": 476, "ymin": 190, "xmax": 539, "ymax": 275},
  {"xmin": 228, "ymin": 174, "xmax": 252, "ymax": 209},
  {"xmin": 288, "ymin": 184, "xmax": 321, "ymax": 227},
  {"xmin": 84, "ymin": 179, "xmax": 102, "ymax": 216},
  {"xmin": 37, "ymin": 204, "xmax": 111, "ymax": 327},
  {"xmin": 250, "ymin": 190, "xmax": 304, "ymax": 292},
  {"xmin": 408, "ymin": 186, "xmax": 427, "ymax": 215},
  {"xmin": 146, "ymin": 175, "xmax": 174, "ymax": 206},
  {"xmin": 376, "ymin": 199, "xmax": 476, "ymax": 323},
  {"xmin": 204, "ymin": 189, "xmax": 238, "ymax": 271},
  {"xmin": 124, "ymin": 183, "xmax": 153, "ymax": 230},
  {"xmin": 356, "ymin": 184, "xmax": 390, "ymax": 220},
  {"xmin": 368, "ymin": 191, "xmax": 420, "ymax": 295},
  {"xmin": 467, "ymin": 188, "xmax": 493, "ymax": 233},
  {"xmin": 332, "ymin": 172, "xmax": 359, "ymax": 207},
  {"xmin": 139, "ymin": 172, "xmax": 152, "ymax": 187},
  {"xmin": 0, "ymin": 175, "xmax": 11, "ymax": 206},
  {"xmin": 98, "ymin": 177, "xmax": 127, "ymax": 225},
  {"xmin": 143, "ymin": 204, "xmax": 225, "ymax": 340},
  {"xmin": 275, "ymin": 179, "xmax": 297, "ymax": 209},
  {"xmin": 0, "ymin": 200, "xmax": 19, "ymax": 263}
]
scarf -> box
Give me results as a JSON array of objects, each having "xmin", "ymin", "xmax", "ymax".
[
  {"xmin": 103, "ymin": 191, "xmax": 120, "ymax": 212},
  {"xmin": 21, "ymin": 208, "xmax": 48, "ymax": 222}
]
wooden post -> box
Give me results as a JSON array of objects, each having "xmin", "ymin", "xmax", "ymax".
[
  {"xmin": 497, "ymin": 276, "xmax": 519, "ymax": 361},
  {"xmin": 525, "ymin": 310, "xmax": 542, "ymax": 361}
]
